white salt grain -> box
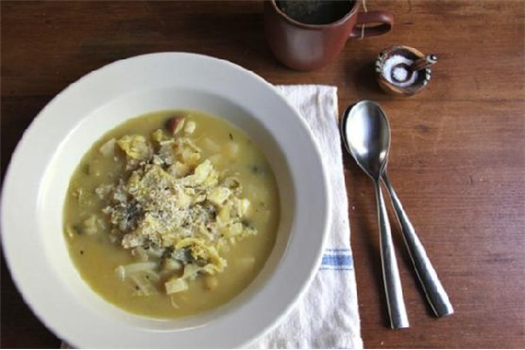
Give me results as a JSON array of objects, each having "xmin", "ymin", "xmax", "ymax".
[
  {"xmin": 381, "ymin": 54, "xmax": 418, "ymax": 88},
  {"xmin": 392, "ymin": 66, "xmax": 408, "ymax": 82}
]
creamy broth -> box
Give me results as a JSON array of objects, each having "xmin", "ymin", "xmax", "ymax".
[{"xmin": 64, "ymin": 110, "xmax": 279, "ymax": 318}]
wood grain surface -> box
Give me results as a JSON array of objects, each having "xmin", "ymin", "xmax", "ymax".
[{"xmin": 1, "ymin": 1, "xmax": 524, "ymax": 348}]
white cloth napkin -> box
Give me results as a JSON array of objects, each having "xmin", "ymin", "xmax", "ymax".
[{"xmin": 249, "ymin": 85, "xmax": 362, "ymax": 349}]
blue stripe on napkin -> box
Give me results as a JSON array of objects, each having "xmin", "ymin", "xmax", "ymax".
[
  {"xmin": 322, "ymin": 255, "xmax": 352, "ymax": 267},
  {"xmin": 320, "ymin": 250, "xmax": 353, "ymax": 271}
]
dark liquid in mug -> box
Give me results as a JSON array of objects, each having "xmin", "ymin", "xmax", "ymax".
[{"xmin": 277, "ymin": 0, "xmax": 355, "ymax": 25}]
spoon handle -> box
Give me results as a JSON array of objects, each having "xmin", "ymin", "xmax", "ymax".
[
  {"xmin": 382, "ymin": 173, "xmax": 454, "ymax": 318},
  {"xmin": 411, "ymin": 54, "xmax": 438, "ymax": 71},
  {"xmin": 373, "ymin": 180, "xmax": 410, "ymax": 329}
]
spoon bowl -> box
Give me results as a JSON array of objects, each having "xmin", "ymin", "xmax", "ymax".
[{"xmin": 342, "ymin": 101, "xmax": 390, "ymax": 181}]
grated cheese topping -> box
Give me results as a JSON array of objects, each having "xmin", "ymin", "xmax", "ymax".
[{"xmin": 99, "ymin": 122, "xmax": 257, "ymax": 293}]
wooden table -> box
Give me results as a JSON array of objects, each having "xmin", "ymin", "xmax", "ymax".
[{"xmin": 1, "ymin": 1, "xmax": 524, "ymax": 348}]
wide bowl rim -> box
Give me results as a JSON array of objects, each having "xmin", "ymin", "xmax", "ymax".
[{"xmin": 0, "ymin": 52, "xmax": 331, "ymax": 348}]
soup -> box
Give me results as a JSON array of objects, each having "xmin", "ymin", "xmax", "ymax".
[
  {"xmin": 277, "ymin": 0, "xmax": 354, "ymax": 25},
  {"xmin": 64, "ymin": 110, "xmax": 280, "ymax": 318}
]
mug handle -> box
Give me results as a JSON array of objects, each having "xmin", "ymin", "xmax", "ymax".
[{"xmin": 349, "ymin": 11, "xmax": 394, "ymax": 38}]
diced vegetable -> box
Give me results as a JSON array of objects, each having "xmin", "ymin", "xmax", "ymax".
[
  {"xmin": 158, "ymin": 144, "xmax": 175, "ymax": 165},
  {"xmin": 146, "ymin": 246, "xmax": 164, "ymax": 258},
  {"xmin": 207, "ymin": 187, "xmax": 231, "ymax": 206},
  {"xmin": 83, "ymin": 215, "xmax": 102, "ymax": 235},
  {"xmin": 162, "ymin": 258, "xmax": 183, "ymax": 272},
  {"xmin": 184, "ymin": 121, "xmax": 196, "ymax": 134},
  {"xmin": 95, "ymin": 184, "xmax": 113, "ymax": 199},
  {"xmin": 181, "ymin": 148, "xmax": 200, "ymax": 164},
  {"xmin": 182, "ymin": 263, "xmax": 202, "ymax": 280},
  {"xmin": 175, "ymin": 191, "xmax": 193, "ymax": 209},
  {"xmin": 165, "ymin": 277, "xmax": 188, "ymax": 294},
  {"xmin": 116, "ymin": 262, "xmax": 160, "ymax": 298},
  {"xmin": 130, "ymin": 273, "xmax": 159, "ymax": 296},
  {"xmin": 221, "ymin": 223, "xmax": 241, "ymax": 239},
  {"xmin": 99, "ymin": 138, "xmax": 116, "ymax": 157},
  {"xmin": 152, "ymin": 129, "xmax": 169, "ymax": 143},
  {"xmin": 170, "ymin": 295, "xmax": 180, "ymax": 309},
  {"xmin": 115, "ymin": 265, "xmax": 126, "ymax": 281},
  {"xmin": 238, "ymin": 198, "xmax": 251, "ymax": 216},
  {"xmin": 115, "ymin": 261, "xmax": 158, "ymax": 281},
  {"xmin": 65, "ymin": 224, "xmax": 80, "ymax": 238},
  {"xmin": 168, "ymin": 161, "xmax": 190, "ymax": 178},
  {"xmin": 142, "ymin": 270, "xmax": 161, "ymax": 283},
  {"xmin": 191, "ymin": 159, "xmax": 213, "ymax": 183},
  {"xmin": 117, "ymin": 135, "xmax": 151, "ymax": 161},
  {"xmin": 218, "ymin": 206, "xmax": 230, "ymax": 224},
  {"xmin": 131, "ymin": 247, "xmax": 149, "ymax": 261}
]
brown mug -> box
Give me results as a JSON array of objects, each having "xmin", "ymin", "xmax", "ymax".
[{"xmin": 264, "ymin": 0, "xmax": 394, "ymax": 71}]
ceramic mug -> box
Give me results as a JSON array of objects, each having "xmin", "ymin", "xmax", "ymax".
[{"xmin": 264, "ymin": 0, "xmax": 394, "ymax": 71}]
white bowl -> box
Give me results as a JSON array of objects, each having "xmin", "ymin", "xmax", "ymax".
[{"xmin": 1, "ymin": 53, "xmax": 331, "ymax": 348}]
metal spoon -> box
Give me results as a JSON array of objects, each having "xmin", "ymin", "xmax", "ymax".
[
  {"xmin": 341, "ymin": 100, "xmax": 409, "ymax": 329},
  {"xmin": 342, "ymin": 100, "xmax": 454, "ymax": 320}
]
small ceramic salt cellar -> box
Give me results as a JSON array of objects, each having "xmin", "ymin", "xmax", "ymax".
[{"xmin": 376, "ymin": 45, "xmax": 437, "ymax": 96}]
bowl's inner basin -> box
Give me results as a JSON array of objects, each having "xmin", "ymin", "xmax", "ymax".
[
  {"xmin": 64, "ymin": 109, "xmax": 280, "ymax": 318},
  {"xmin": 39, "ymin": 88, "xmax": 294, "ymax": 330}
]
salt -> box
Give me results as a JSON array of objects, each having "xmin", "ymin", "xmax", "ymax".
[
  {"xmin": 392, "ymin": 66, "xmax": 408, "ymax": 82},
  {"xmin": 381, "ymin": 54, "xmax": 418, "ymax": 88}
]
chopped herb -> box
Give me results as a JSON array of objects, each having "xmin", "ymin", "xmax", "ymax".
[
  {"xmin": 242, "ymin": 219, "xmax": 254, "ymax": 229},
  {"xmin": 83, "ymin": 163, "xmax": 91, "ymax": 175},
  {"xmin": 195, "ymin": 258, "xmax": 208, "ymax": 267},
  {"xmin": 251, "ymin": 165, "xmax": 264, "ymax": 175},
  {"xmin": 206, "ymin": 205, "xmax": 217, "ymax": 219},
  {"xmin": 229, "ymin": 133, "xmax": 234, "ymax": 141},
  {"xmin": 135, "ymin": 285, "xmax": 140, "ymax": 291},
  {"xmin": 161, "ymin": 246, "xmax": 174, "ymax": 259},
  {"xmin": 80, "ymin": 250, "xmax": 84, "ymax": 255},
  {"xmin": 172, "ymin": 247, "xmax": 194, "ymax": 264},
  {"xmin": 71, "ymin": 224, "xmax": 83, "ymax": 235}
]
